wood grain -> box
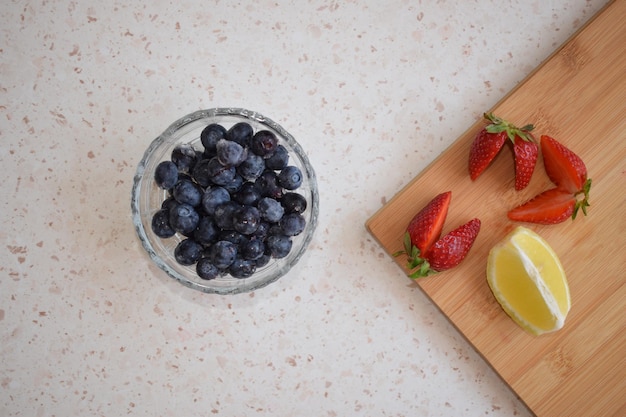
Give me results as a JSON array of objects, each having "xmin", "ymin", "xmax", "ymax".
[{"xmin": 365, "ymin": 1, "xmax": 626, "ymax": 416}]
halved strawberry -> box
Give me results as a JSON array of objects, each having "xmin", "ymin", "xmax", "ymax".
[
  {"xmin": 541, "ymin": 135, "xmax": 587, "ymax": 193},
  {"xmin": 427, "ymin": 218, "xmax": 481, "ymax": 272},
  {"xmin": 469, "ymin": 126, "xmax": 507, "ymax": 180},
  {"xmin": 513, "ymin": 135, "xmax": 539, "ymax": 190},
  {"xmin": 508, "ymin": 188, "xmax": 577, "ymax": 224},
  {"xmin": 469, "ymin": 112, "xmax": 537, "ymax": 190},
  {"xmin": 394, "ymin": 192, "xmax": 481, "ymax": 278},
  {"xmin": 405, "ymin": 191, "xmax": 451, "ymax": 257},
  {"xmin": 468, "ymin": 114, "xmax": 507, "ymax": 180}
]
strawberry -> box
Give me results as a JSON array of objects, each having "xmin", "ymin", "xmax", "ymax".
[
  {"xmin": 508, "ymin": 188, "xmax": 576, "ymax": 224},
  {"xmin": 541, "ymin": 135, "xmax": 587, "ymax": 193},
  {"xmin": 513, "ymin": 135, "xmax": 539, "ymax": 190},
  {"xmin": 427, "ymin": 218, "xmax": 481, "ymax": 272},
  {"xmin": 508, "ymin": 136, "xmax": 591, "ymax": 224},
  {"xmin": 468, "ymin": 126, "xmax": 507, "ymax": 180},
  {"xmin": 468, "ymin": 112, "xmax": 537, "ymax": 190},
  {"xmin": 405, "ymin": 191, "xmax": 451, "ymax": 257},
  {"xmin": 394, "ymin": 192, "xmax": 481, "ymax": 278}
]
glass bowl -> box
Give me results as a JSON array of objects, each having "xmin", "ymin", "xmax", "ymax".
[{"xmin": 131, "ymin": 108, "xmax": 319, "ymax": 294}]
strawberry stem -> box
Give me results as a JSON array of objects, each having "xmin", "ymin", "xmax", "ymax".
[
  {"xmin": 393, "ymin": 232, "xmax": 438, "ymax": 279},
  {"xmin": 483, "ymin": 112, "xmax": 535, "ymax": 143},
  {"xmin": 572, "ymin": 178, "xmax": 592, "ymax": 219},
  {"xmin": 408, "ymin": 260, "xmax": 436, "ymax": 279}
]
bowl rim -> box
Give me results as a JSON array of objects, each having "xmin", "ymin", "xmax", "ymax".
[{"xmin": 131, "ymin": 107, "xmax": 319, "ymax": 294}]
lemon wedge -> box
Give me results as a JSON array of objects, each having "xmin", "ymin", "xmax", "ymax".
[{"xmin": 487, "ymin": 226, "xmax": 570, "ymax": 336}]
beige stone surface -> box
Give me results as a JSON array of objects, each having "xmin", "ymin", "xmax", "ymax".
[{"xmin": 0, "ymin": 1, "xmax": 607, "ymax": 416}]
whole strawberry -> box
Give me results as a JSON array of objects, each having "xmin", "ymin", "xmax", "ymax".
[
  {"xmin": 469, "ymin": 113, "xmax": 538, "ymax": 190},
  {"xmin": 508, "ymin": 135, "xmax": 591, "ymax": 224},
  {"xmin": 394, "ymin": 192, "xmax": 481, "ymax": 278}
]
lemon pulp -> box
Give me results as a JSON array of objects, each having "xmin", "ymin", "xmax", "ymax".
[{"xmin": 487, "ymin": 226, "xmax": 570, "ymax": 335}]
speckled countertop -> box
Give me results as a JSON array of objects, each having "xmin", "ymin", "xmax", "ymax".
[{"xmin": 0, "ymin": 1, "xmax": 608, "ymax": 416}]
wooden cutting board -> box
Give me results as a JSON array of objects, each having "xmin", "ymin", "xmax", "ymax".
[{"xmin": 366, "ymin": 1, "xmax": 626, "ymax": 416}]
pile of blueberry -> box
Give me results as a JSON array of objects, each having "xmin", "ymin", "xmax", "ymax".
[{"xmin": 150, "ymin": 121, "xmax": 308, "ymax": 280}]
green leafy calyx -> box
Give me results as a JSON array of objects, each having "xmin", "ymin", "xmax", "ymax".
[
  {"xmin": 392, "ymin": 232, "xmax": 438, "ymax": 279},
  {"xmin": 572, "ymin": 178, "xmax": 592, "ymax": 220},
  {"xmin": 483, "ymin": 112, "xmax": 535, "ymax": 143}
]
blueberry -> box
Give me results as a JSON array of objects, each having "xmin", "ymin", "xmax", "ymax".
[
  {"xmin": 196, "ymin": 257, "xmax": 220, "ymax": 280},
  {"xmin": 278, "ymin": 166, "xmax": 303, "ymax": 190},
  {"xmin": 233, "ymin": 182, "xmax": 261, "ymax": 206},
  {"xmin": 191, "ymin": 158, "xmax": 212, "ymax": 187},
  {"xmin": 241, "ymin": 239, "xmax": 265, "ymax": 261},
  {"xmin": 174, "ymin": 238, "xmax": 203, "ymax": 265},
  {"xmin": 201, "ymin": 186, "xmax": 230, "ymax": 216},
  {"xmin": 195, "ymin": 149, "xmax": 205, "ymax": 164},
  {"xmin": 171, "ymin": 143, "xmax": 198, "ymax": 174},
  {"xmin": 254, "ymin": 253, "xmax": 271, "ymax": 268},
  {"xmin": 228, "ymin": 257, "xmax": 257, "ymax": 279},
  {"xmin": 193, "ymin": 216, "xmax": 219, "ymax": 245},
  {"xmin": 169, "ymin": 203, "xmax": 200, "ymax": 236},
  {"xmin": 209, "ymin": 240, "xmax": 238, "ymax": 270},
  {"xmin": 218, "ymin": 230, "xmax": 248, "ymax": 246},
  {"xmin": 226, "ymin": 122, "xmax": 253, "ymax": 147},
  {"xmin": 254, "ymin": 170, "xmax": 283, "ymax": 199},
  {"xmin": 200, "ymin": 123, "xmax": 226, "ymax": 153},
  {"xmin": 176, "ymin": 172, "xmax": 194, "ymax": 184},
  {"xmin": 252, "ymin": 221, "xmax": 270, "ymax": 241},
  {"xmin": 216, "ymin": 139, "xmax": 247, "ymax": 167},
  {"xmin": 257, "ymin": 197, "xmax": 285, "ymax": 223},
  {"xmin": 265, "ymin": 144, "xmax": 289, "ymax": 170},
  {"xmin": 223, "ymin": 174, "xmax": 243, "ymax": 194},
  {"xmin": 267, "ymin": 223, "xmax": 284, "ymax": 236},
  {"xmin": 233, "ymin": 205, "xmax": 260, "ymax": 235},
  {"xmin": 161, "ymin": 196, "xmax": 179, "ymax": 212},
  {"xmin": 279, "ymin": 213, "xmax": 306, "ymax": 236},
  {"xmin": 281, "ymin": 192, "xmax": 307, "ymax": 214},
  {"xmin": 154, "ymin": 161, "xmax": 178, "ymax": 190},
  {"xmin": 250, "ymin": 130, "xmax": 278, "ymax": 158},
  {"xmin": 172, "ymin": 179, "xmax": 202, "ymax": 207},
  {"xmin": 151, "ymin": 209, "xmax": 176, "ymax": 238},
  {"xmin": 206, "ymin": 157, "xmax": 236, "ymax": 186},
  {"xmin": 213, "ymin": 200, "xmax": 240, "ymax": 230},
  {"xmin": 237, "ymin": 153, "xmax": 265, "ymax": 182},
  {"xmin": 266, "ymin": 234, "xmax": 292, "ymax": 259},
  {"xmin": 202, "ymin": 147, "xmax": 217, "ymax": 160}
]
